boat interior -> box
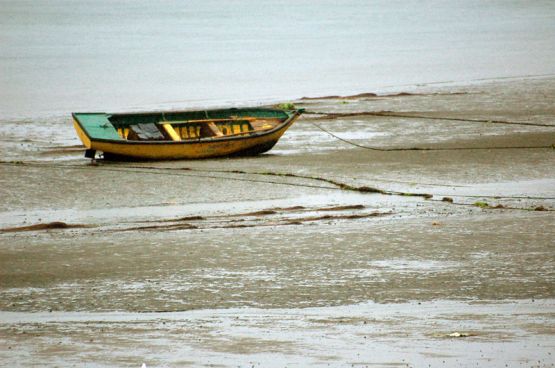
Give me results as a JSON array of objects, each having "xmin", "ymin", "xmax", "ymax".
[{"xmin": 107, "ymin": 110, "xmax": 290, "ymax": 142}]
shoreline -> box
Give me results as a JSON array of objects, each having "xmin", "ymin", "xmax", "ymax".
[{"xmin": 3, "ymin": 73, "xmax": 555, "ymax": 122}]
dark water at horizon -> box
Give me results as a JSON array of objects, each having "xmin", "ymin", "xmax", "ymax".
[{"xmin": 1, "ymin": 0, "xmax": 555, "ymax": 119}]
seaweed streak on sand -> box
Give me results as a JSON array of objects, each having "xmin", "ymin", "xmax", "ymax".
[{"xmin": 1, "ymin": 222, "xmax": 90, "ymax": 233}]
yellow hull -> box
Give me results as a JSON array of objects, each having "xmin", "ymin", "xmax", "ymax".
[{"xmin": 73, "ymin": 115, "xmax": 298, "ymax": 160}]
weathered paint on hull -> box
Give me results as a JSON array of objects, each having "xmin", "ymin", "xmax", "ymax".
[
  {"xmin": 73, "ymin": 120, "xmax": 92, "ymax": 148},
  {"xmin": 73, "ymin": 115, "xmax": 297, "ymax": 160}
]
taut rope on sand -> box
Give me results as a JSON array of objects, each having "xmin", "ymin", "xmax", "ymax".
[
  {"xmin": 2, "ymin": 161, "xmax": 555, "ymax": 204},
  {"xmin": 308, "ymin": 121, "xmax": 555, "ymax": 152},
  {"xmin": 304, "ymin": 110, "xmax": 555, "ymax": 128}
]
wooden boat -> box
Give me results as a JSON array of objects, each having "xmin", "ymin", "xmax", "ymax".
[{"xmin": 72, "ymin": 107, "xmax": 304, "ymax": 160}]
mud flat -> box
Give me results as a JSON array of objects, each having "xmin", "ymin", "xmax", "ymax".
[{"xmin": 1, "ymin": 77, "xmax": 555, "ymax": 366}]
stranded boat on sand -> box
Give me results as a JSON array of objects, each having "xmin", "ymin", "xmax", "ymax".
[{"xmin": 72, "ymin": 107, "xmax": 303, "ymax": 160}]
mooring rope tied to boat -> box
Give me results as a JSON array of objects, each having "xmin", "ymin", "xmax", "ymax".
[
  {"xmin": 303, "ymin": 110, "xmax": 555, "ymax": 128},
  {"xmin": 102, "ymin": 164, "xmax": 555, "ymax": 202},
  {"xmin": 308, "ymin": 121, "xmax": 555, "ymax": 152},
  {"xmin": 0, "ymin": 161, "xmax": 337, "ymax": 191},
  {"xmin": 2, "ymin": 160, "xmax": 555, "ymax": 203},
  {"xmin": 122, "ymin": 165, "xmax": 470, "ymax": 188},
  {"xmin": 0, "ymin": 161, "xmax": 434, "ymax": 198}
]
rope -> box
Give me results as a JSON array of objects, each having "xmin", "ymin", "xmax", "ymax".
[
  {"xmin": 2, "ymin": 160, "xmax": 555, "ymax": 202},
  {"xmin": 309, "ymin": 121, "xmax": 554, "ymax": 152},
  {"xmin": 304, "ymin": 110, "xmax": 555, "ymax": 128},
  {"xmin": 0, "ymin": 161, "xmax": 337, "ymax": 192},
  {"xmin": 124, "ymin": 165, "xmax": 468, "ymax": 188}
]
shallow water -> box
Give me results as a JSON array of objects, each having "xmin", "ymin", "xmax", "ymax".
[{"xmin": 2, "ymin": 0, "xmax": 555, "ymax": 118}]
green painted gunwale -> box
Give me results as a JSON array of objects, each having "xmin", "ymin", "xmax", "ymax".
[{"xmin": 72, "ymin": 107, "xmax": 300, "ymax": 143}]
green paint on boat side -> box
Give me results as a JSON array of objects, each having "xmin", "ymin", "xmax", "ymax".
[
  {"xmin": 73, "ymin": 113, "xmax": 123, "ymax": 141},
  {"xmin": 108, "ymin": 108, "xmax": 291, "ymax": 128}
]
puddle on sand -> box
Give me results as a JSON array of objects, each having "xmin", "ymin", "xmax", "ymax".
[{"xmin": 367, "ymin": 259, "xmax": 462, "ymax": 272}]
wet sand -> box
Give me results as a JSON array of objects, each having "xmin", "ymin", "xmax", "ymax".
[{"xmin": 1, "ymin": 77, "xmax": 555, "ymax": 366}]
